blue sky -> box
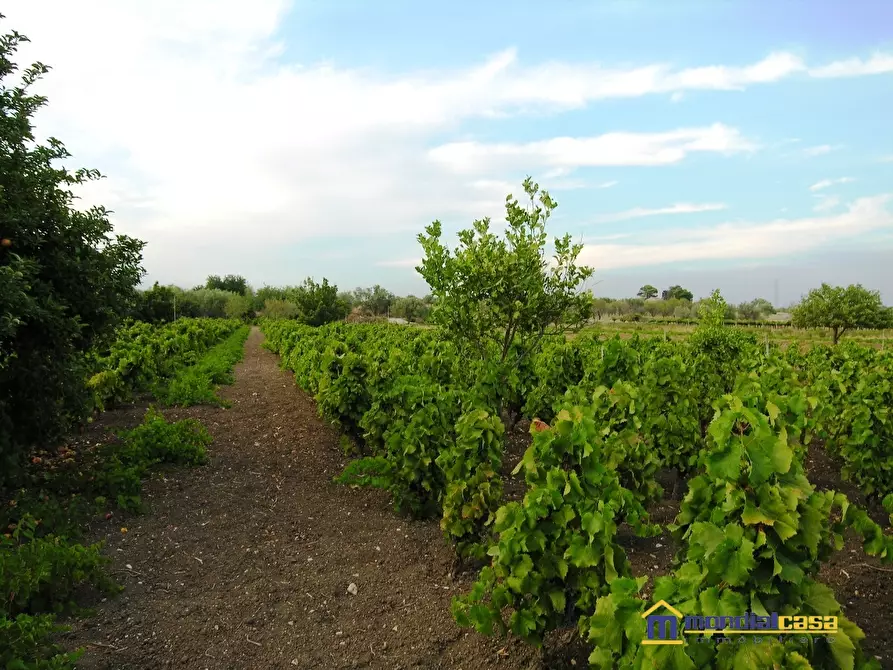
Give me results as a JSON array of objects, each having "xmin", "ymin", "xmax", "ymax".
[{"xmin": 5, "ymin": 0, "xmax": 893, "ymax": 304}]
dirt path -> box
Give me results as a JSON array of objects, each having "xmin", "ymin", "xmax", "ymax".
[{"xmin": 65, "ymin": 327, "xmax": 547, "ymax": 669}]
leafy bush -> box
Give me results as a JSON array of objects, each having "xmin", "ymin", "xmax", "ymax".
[
  {"xmin": 0, "ymin": 516, "xmax": 116, "ymax": 617},
  {"xmin": 0, "ymin": 613, "xmax": 82, "ymax": 669},
  {"xmin": 437, "ymin": 408, "xmax": 505, "ymax": 560},
  {"xmin": 0, "ymin": 26, "xmax": 145, "ymax": 481},
  {"xmin": 453, "ymin": 406, "xmax": 657, "ymax": 646}
]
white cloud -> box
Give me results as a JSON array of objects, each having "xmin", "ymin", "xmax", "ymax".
[
  {"xmin": 810, "ymin": 177, "xmax": 855, "ymax": 191},
  {"xmin": 597, "ymin": 180, "xmax": 619, "ymax": 189},
  {"xmin": 428, "ymin": 124, "xmax": 755, "ymax": 174},
  {"xmin": 593, "ymin": 202, "xmax": 728, "ymax": 223},
  {"xmin": 809, "ymin": 53, "xmax": 893, "ymax": 78},
  {"xmin": 2, "ymin": 1, "xmax": 890, "ymax": 286},
  {"xmin": 812, "ymin": 195, "xmax": 841, "ymax": 212},
  {"xmin": 578, "ymin": 195, "xmax": 893, "ymax": 270},
  {"xmin": 803, "ymin": 145, "xmax": 837, "ymax": 157}
]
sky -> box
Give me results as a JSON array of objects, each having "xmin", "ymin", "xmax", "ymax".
[{"xmin": 3, "ymin": 0, "xmax": 893, "ymax": 305}]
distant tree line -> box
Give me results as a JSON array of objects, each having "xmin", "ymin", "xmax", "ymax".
[
  {"xmin": 133, "ymin": 274, "xmax": 892, "ymax": 344},
  {"xmin": 132, "ymin": 276, "xmax": 436, "ymax": 326}
]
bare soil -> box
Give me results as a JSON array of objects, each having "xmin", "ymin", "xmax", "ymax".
[{"xmin": 58, "ymin": 328, "xmax": 892, "ymax": 668}]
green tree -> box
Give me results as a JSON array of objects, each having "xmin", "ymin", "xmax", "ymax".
[
  {"xmin": 205, "ymin": 273, "xmax": 248, "ymax": 295},
  {"xmin": 792, "ymin": 283, "xmax": 890, "ymax": 344},
  {"xmin": 293, "ymin": 277, "xmax": 349, "ymax": 326},
  {"xmin": 224, "ymin": 293, "xmax": 253, "ymax": 320},
  {"xmin": 262, "ymin": 298, "xmax": 299, "ymax": 319},
  {"xmin": 0, "ymin": 27, "xmax": 145, "ymax": 474},
  {"xmin": 133, "ymin": 282, "xmax": 177, "ymax": 323},
  {"xmin": 392, "ymin": 295, "xmax": 430, "ymax": 322},
  {"xmin": 353, "ymin": 284, "xmax": 394, "ymax": 316},
  {"xmin": 177, "ymin": 288, "xmax": 232, "ymax": 318},
  {"xmin": 664, "ymin": 285, "xmax": 693, "ymax": 301},
  {"xmin": 735, "ymin": 297, "xmax": 776, "ymax": 321},
  {"xmin": 416, "ymin": 176, "xmax": 593, "ymax": 400},
  {"xmin": 637, "ymin": 284, "xmax": 658, "ymax": 299},
  {"xmin": 591, "ymin": 296, "xmax": 615, "ymax": 320}
]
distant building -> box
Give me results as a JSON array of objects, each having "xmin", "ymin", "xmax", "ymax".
[{"xmin": 387, "ymin": 317, "xmax": 409, "ymax": 325}]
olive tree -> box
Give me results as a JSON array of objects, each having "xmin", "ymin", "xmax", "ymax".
[
  {"xmin": 792, "ymin": 283, "xmax": 890, "ymax": 343},
  {"xmin": 416, "ymin": 177, "xmax": 593, "ymax": 411}
]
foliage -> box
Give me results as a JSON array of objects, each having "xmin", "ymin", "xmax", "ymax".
[
  {"xmin": 132, "ymin": 282, "xmax": 178, "ymax": 323},
  {"xmin": 224, "ymin": 293, "xmax": 253, "ymax": 320},
  {"xmin": 155, "ymin": 325, "xmax": 250, "ymax": 407},
  {"xmin": 737, "ymin": 297, "xmax": 777, "ymax": 321},
  {"xmin": 0, "ymin": 27, "xmax": 145, "ymax": 478},
  {"xmin": 87, "ymin": 318, "xmax": 241, "ymax": 411},
  {"xmin": 352, "ymin": 284, "xmax": 395, "ymax": 316},
  {"xmin": 453, "ymin": 406, "xmax": 657, "ymax": 646},
  {"xmin": 261, "ymin": 298, "xmax": 300, "ymax": 319},
  {"xmin": 261, "ymin": 315, "xmax": 893, "ymax": 667},
  {"xmin": 664, "ymin": 285, "xmax": 694, "ymax": 301},
  {"xmin": 116, "ymin": 408, "xmax": 211, "ymax": 468},
  {"xmin": 333, "ymin": 456, "xmax": 393, "ymax": 490},
  {"xmin": 391, "ymin": 295, "xmax": 431, "ymax": 322},
  {"xmin": 582, "ymin": 381, "xmax": 886, "ymax": 669},
  {"xmin": 416, "ymin": 177, "xmax": 593, "ymax": 412},
  {"xmin": 0, "ymin": 613, "xmax": 82, "ymax": 669},
  {"xmin": 205, "ymin": 274, "xmax": 248, "ymax": 295},
  {"xmin": 292, "ymin": 277, "xmax": 350, "ymax": 326},
  {"xmin": 792, "ymin": 283, "xmax": 890, "ymax": 344},
  {"xmin": 802, "ymin": 345, "xmax": 893, "ymax": 498},
  {"xmin": 437, "ymin": 408, "xmax": 505, "ymax": 560},
  {"xmin": 637, "ymin": 284, "xmax": 658, "ymax": 299},
  {"xmin": 173, "ymin": 287, "xmax": 235, "ymax": 318},
  {"xmin": 689, "ymin": 290, "xmax": 760, "ymax": 427},
  {"xmin": 0, "ymin": 516, "xmax": 116, "ymax": 617}
]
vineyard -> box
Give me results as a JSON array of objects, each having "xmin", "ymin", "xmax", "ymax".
[
  {"xmin": 0, "ymin": 318, "xmax": 250, "ymax": 668},
  {"xmin": 3, "ymin": 20, "xmax": 893, "ymax": 667},
  {"xmin": 261, "ymin": 313, "xmax": 893, "ymax": 669}
]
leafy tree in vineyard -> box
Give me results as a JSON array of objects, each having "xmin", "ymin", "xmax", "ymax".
[
  {"xmin": 0, "ymin": 26, "xmax": 145, "ymax": 479},
  {"xmin": 416, "ymin": 177, "xmax": 593, "ymax": 418},
  {"xmin": 291, "ymin": 277, "xmax": 350, "ymax": 326},
  {"xmin": 792, "ymin": 283, "xmax": 890, "ymax": 344}
]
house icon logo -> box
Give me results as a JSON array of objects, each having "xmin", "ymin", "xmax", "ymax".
[{"xmin": 642, "ymin": 600, "xmax": 684, "ymax": 645}]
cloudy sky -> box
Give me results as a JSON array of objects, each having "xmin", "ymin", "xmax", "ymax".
[{"xmin": 4, "ymin": 0, "xmax": 892, "ymax": 304}]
